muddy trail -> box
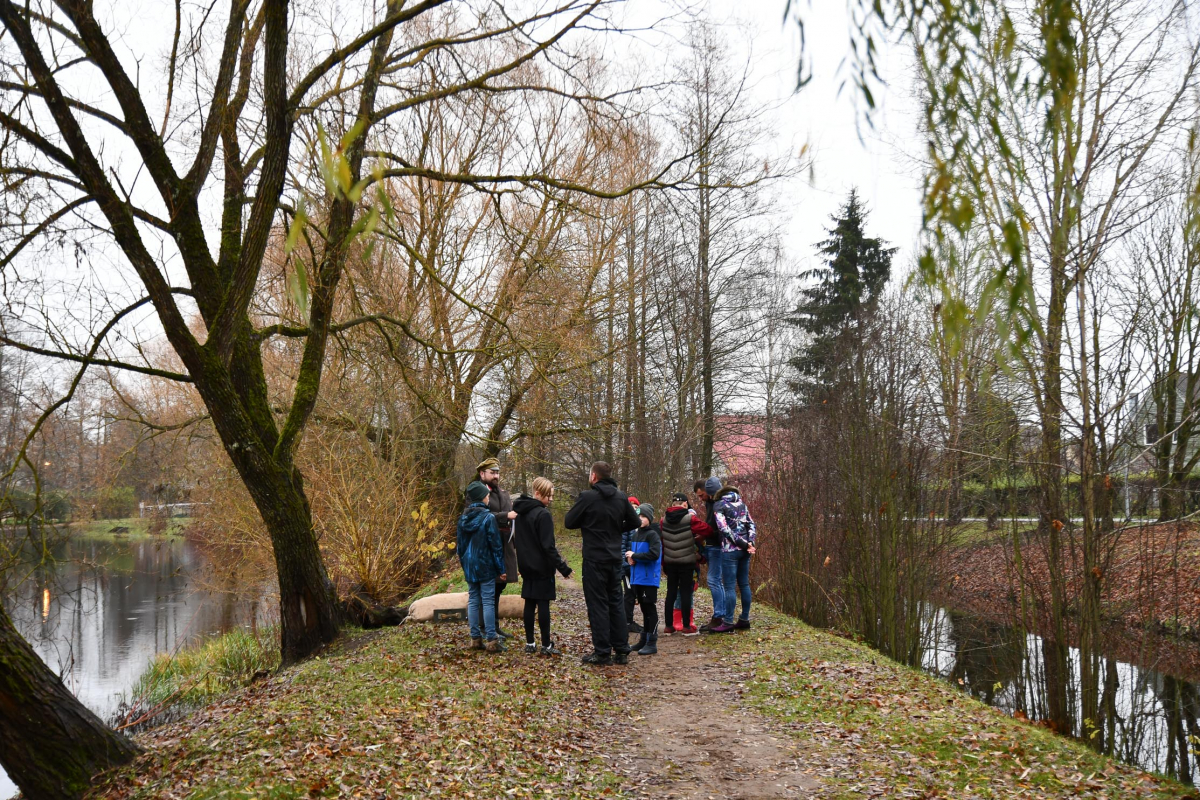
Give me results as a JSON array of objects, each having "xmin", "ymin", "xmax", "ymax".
[{"xmin": 555, "ymin": 577, "xmax": 819, "ymax": 799}]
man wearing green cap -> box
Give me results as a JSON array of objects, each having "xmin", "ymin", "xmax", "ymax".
[{"xmin": 478, "ymin": 457, "xmax": 517, "ymax": 637}]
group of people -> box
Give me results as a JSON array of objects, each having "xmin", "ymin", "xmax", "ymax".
[{"xmin": 455, "ymin": 458, "xmax": 758, "ymax": 665}]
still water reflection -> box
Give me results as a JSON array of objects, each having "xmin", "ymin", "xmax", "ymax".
[
  {"xmin": 1, "ymin": 533, "xmax": 264, "ymax": 799},
  {"xmin": 923, "ymin": 606, "xmax": 1200, "ymax": 784}
]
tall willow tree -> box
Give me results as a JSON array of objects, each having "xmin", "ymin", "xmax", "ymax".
[{"xmin": 0, "ymin": 1, "xmax": 657, "ymax": 795}]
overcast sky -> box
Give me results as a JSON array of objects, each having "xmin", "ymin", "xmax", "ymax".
[{"xmin": 626, "ymin": 1, "xmax": 926, "ymax": 276}]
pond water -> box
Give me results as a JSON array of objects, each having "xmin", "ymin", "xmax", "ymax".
[
  {"xmin": 0, "ymin": 533, "xmax": 264, "ymax": 799},
  {"xmin": 923, "ymin": 606, "xmax": 1199, "ymax": 784}
]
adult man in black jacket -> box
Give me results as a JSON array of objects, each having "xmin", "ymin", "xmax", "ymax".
[{"xmin": 564, "ymin": 460, "xmax": 641, "ymax": 665}]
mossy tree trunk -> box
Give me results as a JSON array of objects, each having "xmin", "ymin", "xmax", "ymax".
[
  {"xmin": 0, "ymin": 602, "xmax": 139, "ymax": 800},
  {"xmin": 0, "ymin": 0, "xmax": 406, "ymax": 666}
]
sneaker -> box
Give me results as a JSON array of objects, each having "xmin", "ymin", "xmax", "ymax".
[
  {"xmin": 627, "ymin": 621, "xmax": 643, "ymax": 634},
  {"xmin": 663, "ymin": 624, "xmax": 677, "ymax": 635},
  {"xmin": 485, "ymin": 638, "xmax": 506, "ymax": 653},
  {"xmin": 539, "ymin": 643, "xmax": 563, "ymax": 657},
  {"xmin": 470, "ymin": 638, "xmax": 484, "ymax": 650},
  {"xmin": 707, "ymin": 622, "xmax": 736, "ymax": 634},
  {"xmin": 734, "ymin": 619, "xmax": 751, "ymax": 630},
  {"xmin": 680, "ymin": 625, "xmax": 699, "ymax": 636},
  {"xmin": 581, "ymin": 652, "xmax": 613, "ymax": 666},
  {"xmin": 613, "ymin": 651, "xmax": 630, "ymax": 665},
  {"xmin": 524, "ymin": 642, "xmax": 538, "ymax": 654},
  {"xmin": 698, "ymin": 617, "xmax": 722, "ymax": 633}
]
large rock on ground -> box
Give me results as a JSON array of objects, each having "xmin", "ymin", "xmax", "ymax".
[{"xmin": 407, "ymin": 591, "xmax": 524, "ymax": 622}]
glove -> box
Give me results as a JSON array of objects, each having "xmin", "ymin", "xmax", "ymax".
[{"xmin": 560, "ymin": 565, "xmax": 573, "ymax": 578}]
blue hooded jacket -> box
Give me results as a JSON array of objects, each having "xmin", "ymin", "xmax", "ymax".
[
  {"xmin": 456, "ymin": 502, "xmax": 506, "ymax": 583},
  {"xmin": 629, "ymin": 523, "xmax": 662, "ymax": 587}
]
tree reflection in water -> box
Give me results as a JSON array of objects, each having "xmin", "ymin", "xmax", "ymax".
[{"xmin": 923, "ymin": 605, "xmax": 1199, "ymax": 785}]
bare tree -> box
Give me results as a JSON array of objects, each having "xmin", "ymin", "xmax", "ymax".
[{"xmin": 0, "ymin": 1, "xmax": 667, "ymax": 794}]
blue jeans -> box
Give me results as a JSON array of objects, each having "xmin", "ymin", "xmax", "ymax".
[
  {"xmin": 468, "ymin": 579, "xmax": 498, "ymax": 641},
  {"xmin": 704, "ymin": 546, "xmax": 725, "ymax": 622},
  {"xmin": 722, "ymin": 549, "xmax": 752, "ymax": 623}
]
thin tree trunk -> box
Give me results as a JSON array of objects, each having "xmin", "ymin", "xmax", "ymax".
[
  {"xmin": 1040, "ymin": 243, "xmax": 1071, "ymax": 735},
  {"xmin": 1075, "ymin": 275, "xmax": 1102, "ymax": 748}
]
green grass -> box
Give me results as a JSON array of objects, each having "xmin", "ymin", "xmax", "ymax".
[
  {"xmin": 695, "ymin": 604, "xmax": 1194, "ymax": 799},
  {"xmin": 946, "ymin": 520, "xmax": 1036, "ymax": 547},
  {"xmin": 97, "ymin": 610, "xmax": 627, "ymax": 799},
  {"xmin": 125, "ymin": 626, "xmax": 280, "ymax": 715},
  {"xmin": 70, "ymin": 516, "xmax": 193, "ymax": 540}
]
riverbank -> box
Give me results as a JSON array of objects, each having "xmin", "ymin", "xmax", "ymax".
[
  {"xmin": 69, "ymin": 516, "xmax": 193, "ymax": 540},
  {"xmin": 938, "ymin": 520, "xmax": 1200, "ymax": 680},
  {"xmin": 91, "ymin": 538, "xmax": 1195, "ymax": 799}
]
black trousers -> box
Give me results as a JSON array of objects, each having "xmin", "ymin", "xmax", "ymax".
[
  {"xmin": 523, "ymin": 598, "xmax": 551, "ymax": 646},
  {"xmin": 633, "ymin": 585, "xmax": 658, "ymax": 635},
  {"xmin": 494, "ymin": 579, "xmax": 507, "ymax": 616},
  {"xmin": 581, "ymin": 559, "xmax": 630, "ymax": 656},
  {"xmin": 663, "ymin": 564, "xmax": 694, "ymax": 628},
  {"xmin": 624, "ymin": 577, "xmax": 638, "ymax": 624}
]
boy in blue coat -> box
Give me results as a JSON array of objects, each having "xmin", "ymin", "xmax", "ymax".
[
  {"xmin": 457, "ymin": 480, "xmax": 508, "ymax": 652},
  {"xmin": 624, "ymin": 503, "xmax": 662, "ymax": 655}
]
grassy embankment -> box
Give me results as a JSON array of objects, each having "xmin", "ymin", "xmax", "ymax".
[
  {"xmin": 70, "ymin": 516, "xmax": 194, "ymax": 540},
  {"xmin": 98, "ymin": 531, "xmax": 1195, "ymax": 799},
  {"xmin": 702, "ymin": 604, "xmax": 1195, "ymax": 798}
]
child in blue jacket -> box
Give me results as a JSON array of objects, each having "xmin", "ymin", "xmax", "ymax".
[
  {"xmin": 624, "ymin": 503, "xmax": 662, "ymax": 655},
  {"xmin": 457, "ymin": 480, "xmax": 508, "ymax": 652}
]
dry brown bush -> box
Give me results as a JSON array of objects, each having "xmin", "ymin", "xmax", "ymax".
[{"xmin": 192, "ymin": 427, "xmax": 448, "ymax": 608}]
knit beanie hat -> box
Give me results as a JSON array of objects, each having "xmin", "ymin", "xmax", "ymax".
[
  {"xmin": 638, "ymin": 503, "xmax": 655, "ymax": 522},
  {"xmin": 704, "ymin": 476, "xmax": 722, "ymax": 495},
  {"xmin": 465, "ymin": 480, "xmax": 490, "ymax": 503},
  {"xmin": 627, "ymin": 495, "xmax": 640, "ymax": 508}
]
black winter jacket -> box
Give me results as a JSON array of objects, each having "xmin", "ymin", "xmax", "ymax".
[
  {"xmin": 512, "ymin": 495, "xmax": 571, "ymax": 579},
  {"xmin": 660, "ymin": 507, "xmax": 699, "ymax": 567},
  {"xmin": 564, "ymin": 478, "xmax": 641, "ymax": 564}
]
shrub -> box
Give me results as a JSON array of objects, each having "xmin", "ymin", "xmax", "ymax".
[
  {"xmin": 124, "ymin": 626, "xmax": 279, "ymax": 716},
  {"xmin": 192, "ymin": 426, "xmax": 449, "ymax": 608},
  {"xmin": 93, "ymin": 486, "xmax": 137, "ymax": 519}
]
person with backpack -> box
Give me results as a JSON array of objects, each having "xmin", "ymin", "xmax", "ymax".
[
  {"xmin": 564, "ymin": 461, "xmax": 642, "ymax": 666},
  {"xmin": 512, "ymin": 477, "xmax": 572, "ymax": 656},
  {"xmin": 456, "ymin": 481, "xmax": 508, "ymax": 652},
  {"xmin": 712, "ymin": 484, "xmax": 758, "ymax": 633},
  {"xmin": 659, "ymin": 492, "xmax": 703, "ymax": 635},
  {"xmin": 625, "ymin": 504, "xmax": 662, "ymax": 655}
]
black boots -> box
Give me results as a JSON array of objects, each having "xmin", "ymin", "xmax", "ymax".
[{"xmin": 636, "ymin": 623, "xmax": 658, "ymax": 656}]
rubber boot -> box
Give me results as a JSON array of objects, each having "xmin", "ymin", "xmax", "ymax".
[
  {"xmin": 631, "ymin": 632, "xmax": 647, "ymax": 652},
  {"xmin": 637, "ymin": 624, "xmax": 658, "ymax": 656}
]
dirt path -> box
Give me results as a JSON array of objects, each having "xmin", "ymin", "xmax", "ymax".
[{"xmin": 557, "ymin": 577, "xmax": 819, "ymax": 799}]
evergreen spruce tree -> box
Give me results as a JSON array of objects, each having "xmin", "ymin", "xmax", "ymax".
[{"xmin": 790, "ymin": 189, "xmax": 895, "ymax": 398}]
